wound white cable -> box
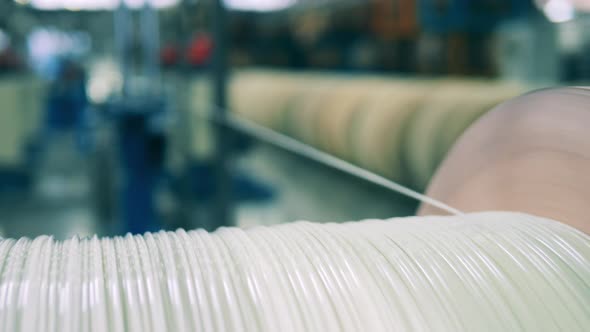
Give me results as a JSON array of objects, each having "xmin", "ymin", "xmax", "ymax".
[{"xmin": 0, "ymin": 211, "xmax": 588, "ymax": 331}]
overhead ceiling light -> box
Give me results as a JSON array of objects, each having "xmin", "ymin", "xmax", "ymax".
[
  {"xmin": 539, "ymin": 0, "xmax": 576, "ymax": 23},
  {"xmin": 223, "ymin": 0, "xmax": 296, "ymax": 12}
]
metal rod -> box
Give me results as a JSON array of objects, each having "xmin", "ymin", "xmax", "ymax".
[
  {"xmin": 209, "ymin": 111, "xmax": 464, "ymax": 216},
  {"xmin": 114, "ymin": 2, "xmax": 130, "ymax": 97},
  {"xmin": 212, "ymin": 0, "xmax": 234, "ymax": 227},
  {"xmin": 141, "ymin": 0, "xmax": 161, "ymax": 87}
]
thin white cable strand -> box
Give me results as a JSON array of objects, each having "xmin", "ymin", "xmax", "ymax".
[
  {"xmin": 346, "ymin": 214, "xmax": 588, "ymax": 326},
  {"xmin": 428, "ymin": 227, "xmax": 523, "ymax": 331},
  {"xmin": 153, "ymin": 232, "xmax": 188, "ymax": 331},
  {"xmin": 475, "ymin": 215, "xmax": 590, "ymax": 329},
  {"xmin": 166, "ymin": 231, "xmax": 200, "ymax": 331},
  {"xmin": 440, "ymin": 228, "xmax": 533, "ymax": 330},
  {"xmin": 306, "ymin": 223, "xmax": 396, "ymax": 330},
  {"xmin": 288, "ymin": 224, "xmax": 358, "ymax": 331},
  {"xmin": 268, "ymin": 223, "xmax": 342, "ymax": 331},
  {"xmin": 241, "ymin": 228, "xmax": 306, "ymax": 332},
  {"xmin": 512, "ymin": 221, "xmax": 590, "ymax": 282},
  {"xmin": 47, "ymin": 240, "xmax": 62, "ymax": 332},
  {"xmin": 293, "ymin": 224, "xmax": 354, "ymax": 330},
  {"xmin": 485, "ymin": 223, "xmax": 583, "ymax": 330},
  {"xmin": 480, "ymin": 227, "xmax": 565, "ymax": 329},
  {"xmin": 323, "ymin": 222, "xmax": 417, "ymax": 330},
  {"xmin": 186, "ymin": 230, "xmax": 223, "ymax": 331},
  {"xmin": 367, "ymin": 222, "xmax": 457, "ymax": 330},
  {"xmin": 173, "ymin": 230, "xmax": 214, "ymax": 331},
  {"xmin": 100, "ymin": 237, "xmax": 125, "ymax": 332},
  {"xmin": 0, "ymin": 212, "xmax": 589, "ymax": 331},
  {"xmin": 217, "ymin": 229, "xmax": 272, "ymax": 330},
  {"xmin": 295, "ymin": 222, "xmax": 382, "ymax": 331},
  {"xmin": 410, "ymin": 221, "xmax": 515, "ymax": 329},
  {"xmin": 405, "ymin": 231, "xmax": 487, "ymax": 331},
  {"xmin": 205, "ymin": 109, "xmax": 464, "ymax": 216},
  {"xmin": 507, "ymin": 223, "xmax": 588, "ymax": 310},
  {"xmin": 247, "ymin": 226, "xmax": 323, "ymax": 331},
  {"xmin": 191, "ymin": 229, "xmax": 234, "ymax": 331},
  {"xmin": 207, "ymin": 231, "xmax": 252, "ymax": 330},
  {"xmin": 125, "ymin": 234, "xmax": 152, "ymax": 332}
]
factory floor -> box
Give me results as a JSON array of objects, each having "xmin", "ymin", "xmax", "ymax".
[
  {"xmin": 0, "ymin": 139, "xmax": 418, "ymax": 240},
  {"xmin": 0, "ymin": 136, "xmax": 95, "ymax": 240},
  {"xmin": 236, "ymin": 144, "xmax": 417, "ymax": 226}
]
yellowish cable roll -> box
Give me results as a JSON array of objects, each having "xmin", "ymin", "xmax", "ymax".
[
  {"xmin": 293, "ymin": 86, "xmax": 335, "ymax": 146},
  {"xmin": 313, "ymin": 80, "xmax": 383, "ymax": 159},
  {"xmin": 277, "ymin": 73, "xmax": 329, "ymax": 136},
  {"xmin": 403, "ymin": 81, "xmax": 466, "ymax": 191},
  {"xmin": 350, "ymin": 81, "xmax": 430, "ymax": 181},
  {"xmin": 229, "ymin": 71, "xmax": 531, "ymax": 195},
  {"xmin": 283, "ymin": 80, "xmax": 344, "ymax": 146},
  {"xmin": 230, "ymin": 72, "xmax": 302, "ymax": 130}
]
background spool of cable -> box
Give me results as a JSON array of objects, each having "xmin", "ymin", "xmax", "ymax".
[
  {"xmin": 283, "ymin": 82, "xmax": 338, "ymax": 146},
  {"xmin": 313, "ymin": 80, "xmax": 380, "ymax": 159},
  {"xmin": 315, "ymin": 88, "xmax": 364, "ymax": 160},
  {"xmin": 230, "ymin": 72, "xmax": 265, "ymax": 124},
  {"xmin": 231, "ymin": 72, "xmax": 302, "ymax": 130},
  {"xmin": 350, "ymin": 81, "xmax": 429, "ymax": 181},
  {"xmin": 0, "ymin": 211, "xmax": 588, "ymax": 331},
  {"xmin": 221, "ymin": 71, "xmax": 530, "ymax": 193},
  {"xmin": 403, "ymin": 81, "xmax": 470, "ymax": 191},
  {"xmin": 420, "ymin": 87, "xmax": 590, "ymax": 234}
]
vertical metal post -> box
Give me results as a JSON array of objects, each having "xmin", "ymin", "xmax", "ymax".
[
  {"xmin": 141, "ymin": 0, "xmax": 161, "ymax": 88},
  {"xmin": 212, "ymin": 0, "xmax": 233, "ymax": 228},
  {"xmin": 114, "ymin": 2, "xmax": 130, "ymax": 97}
]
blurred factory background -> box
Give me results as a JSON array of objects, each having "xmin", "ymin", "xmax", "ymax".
[{"xmin": 0, "ymin": 0, "xmax": 589, "ymax": 239}]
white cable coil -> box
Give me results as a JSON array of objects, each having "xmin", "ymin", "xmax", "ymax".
[{"xmin": 0, "ymin": 212, "xmax": 588, "ymax": 331}]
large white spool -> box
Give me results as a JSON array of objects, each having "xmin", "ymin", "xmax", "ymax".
[
  {"xmin": 421, "ymin": 87, "xmax": 590, "ymax": 234},
  {"xmin": 403, "ymin": 80, "xmax": 525, "ymax": 191},
  {"xmin": 0, "ymin": 212, "xmax": 588, "ymax": 331}
]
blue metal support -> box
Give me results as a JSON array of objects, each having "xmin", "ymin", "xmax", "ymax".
[
  {"xmin": 110, "ymin": 2, "xmax": 168, "ymax": 234},
  {"xmin": 212, "ymin": 0, "xmax": 234, "ymax": 228},
  {"xmin": 113, "ymin": 99, "xmax": 166, "ymax": 234}
]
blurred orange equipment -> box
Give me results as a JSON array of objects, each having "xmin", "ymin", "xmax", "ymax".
[
  {"xmin": 371, "ymin": 0, "xmax": 418, "ymax": 39},
  {"xmin": 187, "ymin": 34, "xmax": 213, "ymax": 67}
]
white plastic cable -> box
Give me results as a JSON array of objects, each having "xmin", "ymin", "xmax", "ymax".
[
  {"xmin": 0, "ymin": 211, "xmax": 588, "ymax": 331},
  {"xmin": 209, "ymin": 109, "xmax": 463, "ymax": 215}
]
